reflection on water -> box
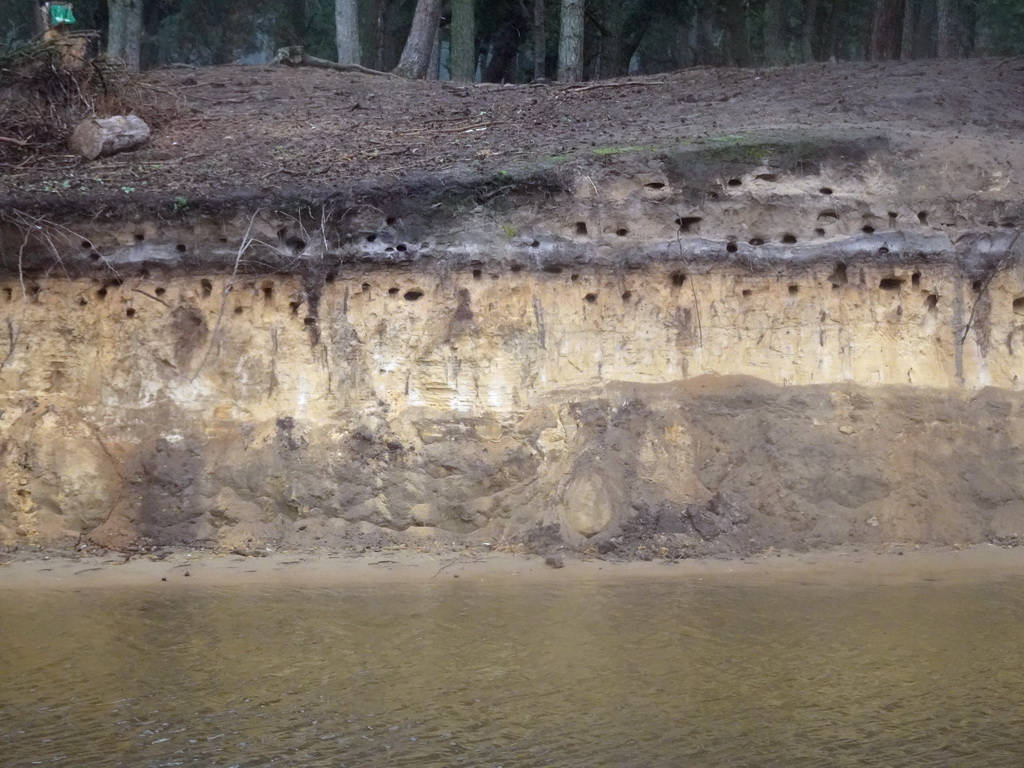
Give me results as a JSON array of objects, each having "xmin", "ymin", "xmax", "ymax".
[{"xmin": 2, "ymin": 576, "xmax": 1024, "ymax": 767}]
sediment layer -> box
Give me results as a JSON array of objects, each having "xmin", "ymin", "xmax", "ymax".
[{"xmin": 2, "ymin": 129, "xmax": 1023, "ymax": 554}]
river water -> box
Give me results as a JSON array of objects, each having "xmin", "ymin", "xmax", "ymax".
[{"xmin": 3, "ymin": 574, "xmax": 1024, "ymax": 767}]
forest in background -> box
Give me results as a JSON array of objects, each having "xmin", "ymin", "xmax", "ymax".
[{"xmin": 3, "ymin": 0, "xmax": 1024, "ymax": 81}]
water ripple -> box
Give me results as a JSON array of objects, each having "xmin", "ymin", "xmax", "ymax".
[{"xmin": 2, "ymin": 581, "xmax": 1024, "ymax": 766}]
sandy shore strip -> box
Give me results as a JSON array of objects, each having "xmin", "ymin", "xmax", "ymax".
[{"xmin": 2, "ymin": 544, "xmax": 1024, "ymax": 590}]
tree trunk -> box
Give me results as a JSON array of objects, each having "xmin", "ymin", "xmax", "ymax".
[
  {"xmin": 287, "ymin": 0, "xmax": 307, "ymax": 46},
  {"xmin": 936, "ymin": 0, "xmax": 960, "ymax": 58},
  {"xmin": 869, "ymin": 0, "xmax": 903, "ymax": 60},
  {"xmin": 123, "ymin": 2, "xmax": 143, "ymax": 71},
  {"xmin": 393, "ymin": 0, "xmax": 442, "ymax": 78},
  {"xmin": 826, "ymin": 0, "xmax": 846, "ymax": 59},
  {"xmin": 618, "ymin": 23, "xmax": 654, "ymax": 77},
  {"xmin": 108, "ymin": 2, "xmax": 126, "ymax": 61},
  {"xmin": 960, "ymin": 0, "xmax": 979, "ymax": 56},
  {"xmin": 589, "ymin": 1, "xmax": 657, "ymax": 79},
  {"xmin": 723, "ymin": 0, "xmax": 751, "ymax": 67},
  {"xmin": 533, "ymin": 0, "xmax": 546, "ymax": 80},
  {"xmin": 336, "ymin": 0, "xmax": 361, "ymax": 65},
  {"xmin": 973, "ymin": 0, "xmax": 992, "ymax": 55},
  {"xmin": 69, "ymin": 116, "xmax": 150, "ymax": 160},
  {"xmin": 616, "ymin": 37, "xmax": 643, "ymax": 77},
  {"xmin": 373, "ymin": 0, "xmax": 397, "ymax": 71},
  {"xmin": 764, "ymin": 0, "xmax": 788, "ymax": 66},
  {"xmin": 673, "ymin": 15, "xmax": 693, "ymax": 68},
  {"xmin": 900, "ymin": 0, "xmax": 916, "ymax": 59},
  {"xmin": 694, "ymin": 5, "xmax": 719, "ymax": 65},
  {"xmin": 108, "ymin": 0, "xmax": 143, "ymax": 71},
  {"xmin": 483, "ymin": 18, "xmax": 526, "ymax": 82},
  {"xmin": 30, "ymin": 0, "xmax": 47, "ymax": 37},
  {"xmin": 801, "ymin": 0, "xmax": 819, "ymax": 61},
  {"xmin": 917, "ymin": 0, "xmax": 937, "ymax": 57},
  {"xmin": 427, "ymin": 20, "xmax": 440, "ymax": 79},
  {"xmin": 557, "ymin": 0, "xmax": 584, "ymax": 81},
  {"xmin": 450, "ymin": 0, "xmax": 476, "ymax": 81}
]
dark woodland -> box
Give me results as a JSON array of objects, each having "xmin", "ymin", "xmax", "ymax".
[{"xmin": 3, "ymin": 0, "xmax": 1023, "ymax": 80}]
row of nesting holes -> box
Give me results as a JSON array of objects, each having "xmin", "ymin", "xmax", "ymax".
[
  {"xmin": 78, "ymin": 269, "xmax": 934, "ymax": 313},
  {"xmin": 575, "ymin": 212, "xmax": 935, "ymax": 244},
  {"xmin": 0, "ymin": 265, "xmax": 992, "ymax": 313},
  {"xmin": 495, "ymin": 265, "xmax": 937, "ymax": 306},
  {"xmin": 674, "ymin": 213, "xmax": 932, "ymax": 248},
  {"xmin": 575, "ymin": 188, "xmax": 938, "ymax": 241},
  {"xmin": 750, "ymin": 267, "xmax": 937, "ymax": 308},
  {"xmin": 84, "ymin": 278, "xmax": 428, "ymax": 310},
  {"xmin": 80, "ymin": 238, "xmax": 190, "ymax": 256},
  {"xmin": 726, "ymin": 176, "xmax": 936, "ymax": 227},
  {"xmin": 0, "ymin": 277, "xmax": 1012, "ymax": 323}
]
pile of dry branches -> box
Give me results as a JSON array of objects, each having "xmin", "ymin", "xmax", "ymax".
[{"xmin": 0, "ymin": 37, "xmax": 178, "ymax": 162}]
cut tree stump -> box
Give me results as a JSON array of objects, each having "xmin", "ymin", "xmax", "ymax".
[
  {"xmin": 273, "ymin": 46, "xmax": 394, "ymax": 77},
  {"xmin": 69, "ymin": 115, "xmax": 151, "ymax": 160}
]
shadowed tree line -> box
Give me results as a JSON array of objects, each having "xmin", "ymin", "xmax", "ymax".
[{"xmin": 4, "ymin": 0, "xmax": 1024, "ymax": 79}]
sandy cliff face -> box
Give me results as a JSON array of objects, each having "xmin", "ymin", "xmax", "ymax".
[{"xmin": 2, "ymin": 132, "xmax": 1024, "ymax": 554}]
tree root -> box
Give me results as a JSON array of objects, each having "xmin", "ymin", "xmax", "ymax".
[{"xmin": 273, "ymin": 46, "xmax": 395, "ymax": 78}]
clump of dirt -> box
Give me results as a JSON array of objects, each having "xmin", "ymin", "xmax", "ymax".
[
  {"xmin": 517, "ymin": 523, "xmax": 567, "ymax": 555},
  {"xmin": 596, "ymin": 495, "xmax": 753, "ymax": 561}
]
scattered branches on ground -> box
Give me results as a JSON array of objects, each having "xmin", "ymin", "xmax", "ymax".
[
  {"xmin": 0, "ymin": 37, "xmax": 182, "ymax": 163},
  {"xmin": 272, "ymin": 46, "xmax": 394, "ymax": 78},
  {"xmin": 562, "ymin": 79, "xmax": 669, "ymax": 93}
]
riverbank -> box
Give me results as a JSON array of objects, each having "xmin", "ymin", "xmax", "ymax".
[
  {"xmin": 3, "ymin": 543, "xmax": 1024, "ymax": 590},
  {"xmin": 3, "ymin": 59, "xmax": 1024, "ymax": 557}
]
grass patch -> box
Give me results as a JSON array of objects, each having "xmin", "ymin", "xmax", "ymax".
[{"xmin": 593, "ymin": 145, "xmax": 657, "ymax": 155}]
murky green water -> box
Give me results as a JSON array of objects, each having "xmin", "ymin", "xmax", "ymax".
[{"xmin": 3, "ymin": 576, "xmax": 1024, "ymax": 767}]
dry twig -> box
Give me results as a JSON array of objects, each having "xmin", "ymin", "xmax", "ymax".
[
  {"xmin": 562, "ymin": 79, "xmax": 668, "ymax": 93},
  {"xmin": 273, "ymin": 46, "xmax": 394, "ymax": 78},
  {"xmin": 1, "ymin": 38, "xmax": 181, "ymax": 162},
  {"xmin": 189, "ymin": 212, "xmax": 259, "ymax": 381},
  {"xmin": 960, "ymin": 226, "xmax": 1024, "ymax": 344}
]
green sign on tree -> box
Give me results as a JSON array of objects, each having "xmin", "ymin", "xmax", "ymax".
[{"xmin": 49, "ymin": 3, "xmax": 77, "ymax": 26}]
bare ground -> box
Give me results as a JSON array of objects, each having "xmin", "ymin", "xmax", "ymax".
[
  {"xmin": 2, "ymin": 57, "xmax": 1023, "ymax": 215},
  {"xmin": 2, "ymin": 543, "xmax": 1024, "ymax": 590}
]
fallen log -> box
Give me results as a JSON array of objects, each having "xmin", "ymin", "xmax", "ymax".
[
  {"xmin": 273, "ymin": 46, "xmax": 394, "ymax": 77},
  {"xmin": 68, "ymin": 115, "xmax": 150, "ymax": 160}
]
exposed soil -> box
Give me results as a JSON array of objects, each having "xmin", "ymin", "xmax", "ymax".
[
  {"xmin": 2, "ymin": 56, "xmax": 1023, "ymax": 216},
  {"xmin": 8, "ymin": 374, "xmax": 1024, "ymax": 560},
  {"xmin": 3, "ymin": 58, "xmax": 1024, "ymax": 563}
]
